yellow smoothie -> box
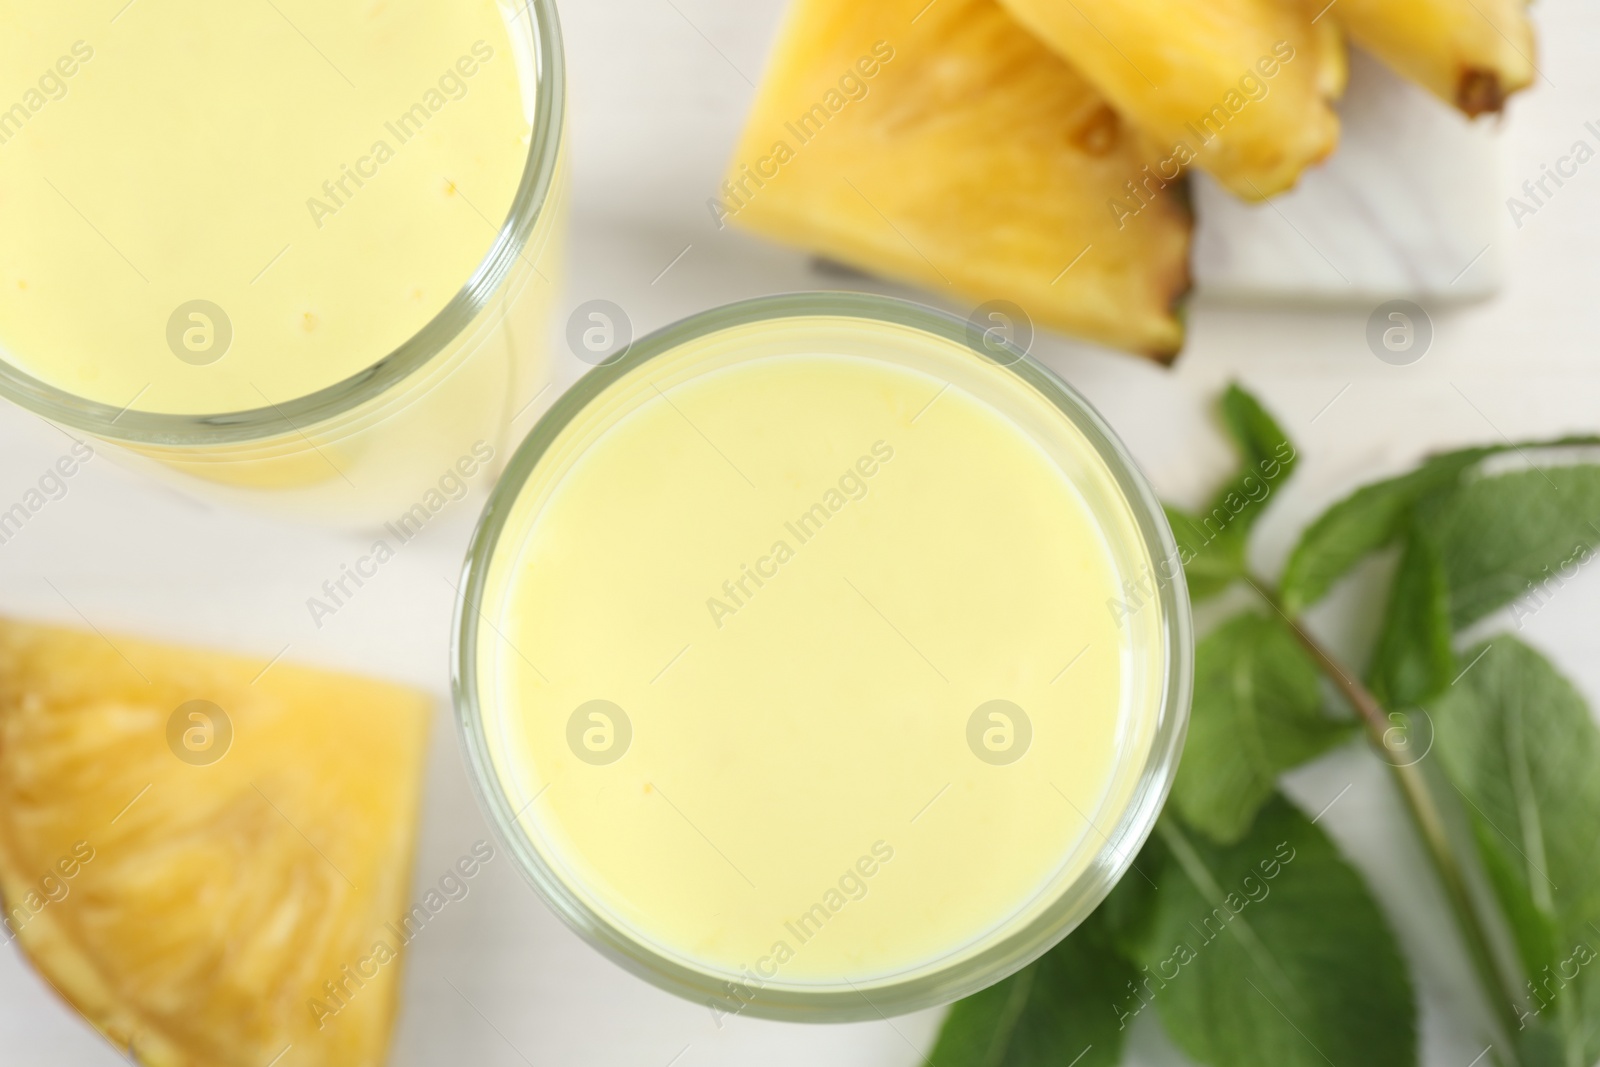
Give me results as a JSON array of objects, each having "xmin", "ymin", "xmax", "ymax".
[
  {"xmin": 465, "ymin": 306, "xmax": 1182, "ymax": 1011},
  {"xmin": 0, "ymin": 0, "xmax": 562, "ymax": 518}
]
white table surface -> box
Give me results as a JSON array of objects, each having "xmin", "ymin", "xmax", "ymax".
[{"xmin": 4, "ymin": 0, "xmax": 1599, "ymax": 1064}]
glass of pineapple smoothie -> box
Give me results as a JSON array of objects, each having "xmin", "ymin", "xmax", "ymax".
[
  {"xmin": 454, "ymin": 293, "xmax": 1192, "ymax": 1020},
  {"xmin": 0, "ymin": 0, "xmax": 564, "ymax": 523}
]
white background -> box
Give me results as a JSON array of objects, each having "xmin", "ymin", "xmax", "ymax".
[{"xmin": 4, "ymin": 0, "xmax": 1599, "ymax": 1064}]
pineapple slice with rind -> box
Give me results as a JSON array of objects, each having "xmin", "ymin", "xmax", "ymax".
[
  {"xmin": 996, "ymin": 0, "xmax": 1340, "ymax": 199},
  {"xmin": 0, "ymin": 619, "xmax": 430, "ymax": 1067},
  {"xmin": 1333, "ymin": 0, "xmax": 1535, "ymax": 116},
  {"xmin": 722, "ymin": 0, "xmax": 1192, "ymax": 360}
]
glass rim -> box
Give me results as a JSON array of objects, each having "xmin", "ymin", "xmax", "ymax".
[
  {"xmin": 451, "ymin": 291, "xmax": 1194, "ymax": 1021},
  {"xmin": 0, "ymin": 0, "xmax": 565, "ymax": 448}
]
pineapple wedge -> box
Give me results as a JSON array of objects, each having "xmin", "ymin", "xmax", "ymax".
[
  {"xmin": 0, "ymin": 619, "xmax": 431, "ymax": 1067},
  {"xmin": 995, "ymin": 0, "xmax": 1340, "ymax": 199},
  {"xmin": 1333, "ymin": 0, "xmax": 1535, "ymax": 116},
  {"xmin": 721, "ymin": 0, "xmax": 1192, "ymax": 359},
  {"xmin": 1313, "ymin": 14, "xmax": 1350, "ymax": 100}
]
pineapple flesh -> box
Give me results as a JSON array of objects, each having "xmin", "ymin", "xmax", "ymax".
[
  {"xmin": 1312, "ymin": 14, "xmax": 1350, "ymax": 100},
  {"xmin": 995, "ymin": 0, "xmax": 1341, "ymax": 199},
  {"xmin": 1333, "ymin": 0, "xmax": 1535, "ymax": 116},
  {"xmin": 0, "ymin": 619, "xmax": 431, "ymax": 1067},
  {"xmin": 722, "ymin": 0, "xmax": 1193, "ymax": 360}
]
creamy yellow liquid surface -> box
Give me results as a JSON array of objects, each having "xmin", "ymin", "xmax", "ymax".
[
  {"xmin": 477, "ymin": 320, "xmax": 1167, "ymax": 989},
  {"xmin": 0, "ymin": 0, "xmax": 532, "ymax": 414}
]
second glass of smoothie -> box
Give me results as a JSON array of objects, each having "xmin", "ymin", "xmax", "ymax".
[{"xmin": 0, "ymin": 0, "xmax": 565, "ymax": 523}]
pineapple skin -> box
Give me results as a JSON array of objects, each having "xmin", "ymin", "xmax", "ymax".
[
  {"xmin": 996, "ymin": 0, "xmax": 1341, "ymax": 200},
  {"xmin": 723, "ymin": 0, "xmax": 1192, "ymax": 359},
  {"xmin": 1333, "ymin": 0, "xmax": 1535, "ymax": 116}
]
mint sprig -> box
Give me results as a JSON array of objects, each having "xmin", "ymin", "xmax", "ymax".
[{"xmin": 930, "ymin": 386, "xmax": 1600, "ymax": 1067}]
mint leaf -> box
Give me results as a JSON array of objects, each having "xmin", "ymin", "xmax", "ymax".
[
  {"xmin": 1138, "ymin": 800, "xmax": 1417, "ymax": 1067},
  {"xmin": 930, "ymin": 909, "xmax": 1135, "ymax": 1067},
  {"xmin": 1367, "ymin": 528, "xmax": 1455, "ymax": 708},
  {"xmin": 1218, "ymin": 384, "xmax": 1298, "ymax": 478},
  {"xmin": 1168, "ymin": 385, "xmax": 1298, "ymax": 602},
  {"xmin": 1279, "ymin": 447, "xmax": 1492, "ymax": 614},
  {"xmin": 1097, "ymin": 835, "xmax": 1166, "ymax": 963},
  {"xmin": 1206, "ymin": 385, "xmax": 1297, "ymax": 541},
  {"xmin": 1280, "ymin": 440, "xmax": 1600, "ymax": 614},
  {"xmin": 1170, "ymin": 614, "xmax": 1352, "ymax": 845},
  {"xmin": 1432, "ymin": 637, "xmax": 1600, "ymax": 1063},
  {"xmin": 1167, "ymin": 504, "xmax": 1248, "ymax": 601},
  {"xmin": 1425, "ymin": 465, "xmax": 1600, "ymax": 629}
]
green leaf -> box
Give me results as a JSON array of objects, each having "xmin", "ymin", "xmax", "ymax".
[
  {"xmin": 1218, "ymin": 383, "xmax": 1298, "ymax": 478},
  {"xmin": 1170, "ymin": 614, "xmax": 1353, "ymax": 844},
  {"xmin": 1516, "ymin": 1026, "xmax": 1574, "ymax": 1067},
  {"xmin": 1097, "ymin": 835, "xmax": 1167, "ymax": 963},
  {"xmin": 1279, "ymin": 447, "xmax": 1492, "ymax": 614},
  {"xmin": 1425, "ymin": 465, "xmax": 1600, "ymax": 629},
  {"xmin": 1136, "ymin": 799, "xmax": 1417, "ymax": 1067},
  {"xmin": 1432, "ymin": 636, "xmax": 1600, "ymax": 1064},
  {"xmin": 1367, "ymin": 527, "xmax": 1456, "ymax": 708},
  {"xmin": 1280, "ymin": 439, "xmax": 1600, "ymax": 615},
  {"xmin": 1205, "ymin": 385, "xmax": 1297, "ymax": 543},
  {"xmin": 1166, "ymin": 504, "xmax": 1248, "ymax": 601},
  {"xmin": 929, "ymin": 909, "xmax": 1136, "ymax": 1067},
  {"xmin": 1167, "ymin": 385, "xmax": 1298, "ymax": 602}
]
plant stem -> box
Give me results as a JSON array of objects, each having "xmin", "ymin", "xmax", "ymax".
[{"xmin": 1246, "ymin": 575, "xmax": 1527, "ymax": 1052}]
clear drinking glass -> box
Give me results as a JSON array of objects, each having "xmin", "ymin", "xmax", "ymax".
[
  {"xmin": 0, "ymin": 0, "xmax": 566, "ymax": 525},
  {"xmin": 453, "ymin": 293, "xmax": 1193, "ymax": 1020}
]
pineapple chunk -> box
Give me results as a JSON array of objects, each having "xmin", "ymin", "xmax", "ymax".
[
  {"xmin": 721, "ymin": 0, "xmax": 1192, "ymax": 360},
  {"xmin": 1313, "ymin": 14, "xmax": 1350, "ymax": 100},
  {"xmin": 996, "ymin": 0, "xmax": 1340, "ymax": 199},
  {"xmin": 1333, "ymin": 0, "xmax": 1535, "ymax": 116},
  {"xmin": 0, "ymin": 619, "xmax": 431, "ymax": 1067}
]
